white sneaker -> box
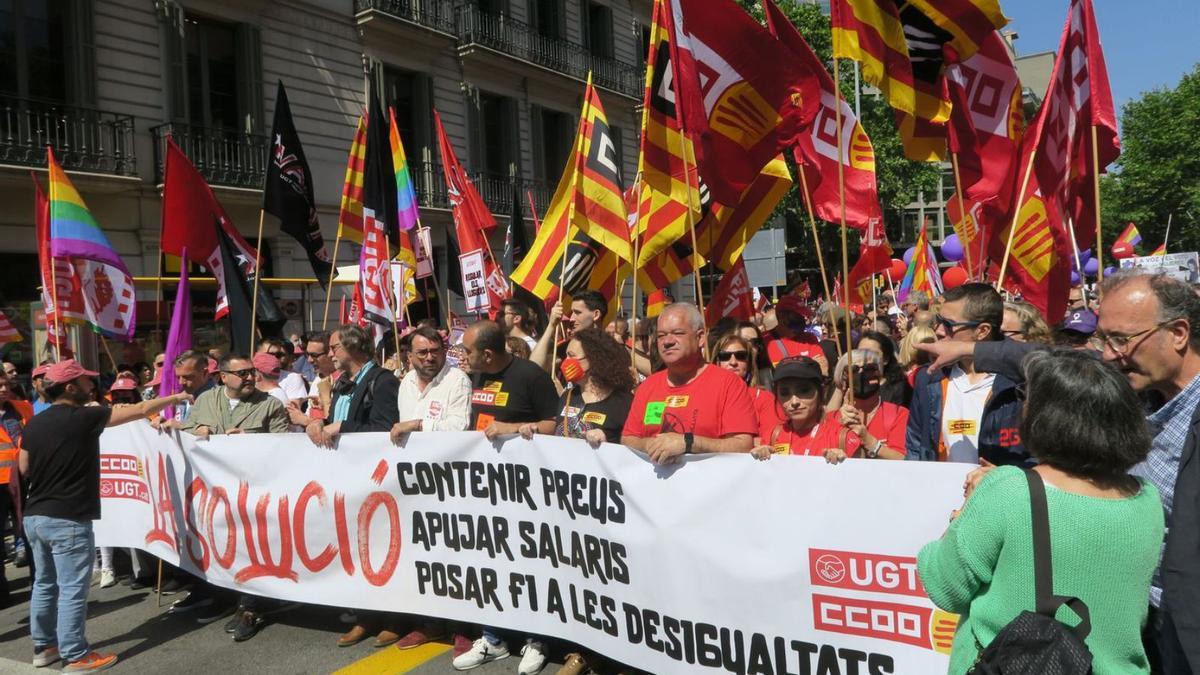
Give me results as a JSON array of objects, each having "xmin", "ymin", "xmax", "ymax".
[
  {"xmin": 452, "ymin": 638, "xmax": 510, "ymax": 670},
  {"xmin": 517, "ymin": 640, "xmax": 547, "ymax": 675},
  {"xmin": 99, "ymin": 569, "xmax": 117, "ymax": 589}
]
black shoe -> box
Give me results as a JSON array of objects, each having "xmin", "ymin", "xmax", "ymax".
[
  {"xmin": 169, "ymin": 591, "xmax": 214, "ymax": 614},
  {"xmin": 223, "ymin": 610, "xmax": 244, "ymax": 634},
  {"xmin": 128, "ymin": 576, "xmax": 153, "ymax": 590},
  {"xmin": 232, "ymin": 611, "xmax": 264, "ymax": 642},
  {"xmin": 14, "ymin": 549, "xmax": 28, "ymax": 568},
  {"xmin": 158, "ymin": 578, "xmax": 185, "ymax": 595},
  {"xmin": 197, "ymin": 601, "xmax": 237, "ymax": 626}
]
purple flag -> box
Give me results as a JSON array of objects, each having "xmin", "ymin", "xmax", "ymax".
[{"xmin": 158, "ymin": 249, "xmax": 192, "ymax": 419}]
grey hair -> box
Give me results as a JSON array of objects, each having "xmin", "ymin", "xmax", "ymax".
[
  {"xmin": 1100, "ymin": 271, "xmax": 1200, "ymax": 352},
  {"xmin": 335, "ymin": 324, "xmax": 374, "ymax": 358},
  {"xmin": 833, "ymin": 348, "xmax": 882, "ymax": 384},
  {"xmin": 659, "ymin": 302, "xmax": 705, "ymax": 331},
  {"xmin": 173, "ymin": 349, "xmax": 208, "ymax": 370},
  {"xmin": 905, "ymin": 290, "xmax": 931, "ymax": 310}
]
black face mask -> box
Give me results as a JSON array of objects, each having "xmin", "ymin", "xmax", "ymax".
[{"xmin": 852, "ymin": 370, "xmax": 881, "ymax": 399}]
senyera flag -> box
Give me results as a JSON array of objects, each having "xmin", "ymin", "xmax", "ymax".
[
  {"xmin": 568, "ymin": 80, "xmax": 631, "ymax": 263},
  {"xmin": 665, "ymin": 0, "xmax": 820, "ymax": 206},
  {"xmin": 47, "ymin": 149, "xmax": 137, "ymax": 341},
  {"xmin": 764, "ymin": 0, "xmax": 881, "ymax": 232},
  {"xmin": 337, "ymin": 115, "xmax": 368, "ymax": 243}
]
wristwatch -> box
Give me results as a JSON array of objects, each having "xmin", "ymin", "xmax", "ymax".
[
  {"xmin": 865, "ymin": 438, "xmax": 884, "ymax": 459},
  {"xmin": 684, "ymin": 432, "xmax": 695, "ymax": 454}
]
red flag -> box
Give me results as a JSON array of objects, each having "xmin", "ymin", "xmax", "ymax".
[
  {"xmin": 764, "ymin": 0, "xmax": 881, "ymax": 232},
  {"xmin": 34, "ymin": 174, "xmax": 84, "ymax": 346},
  {"xmin": 847, "ymin": 218, "xmax": 894, "ymax": 304},
  {"xmin": 1027, "ymin": 0, "xmax": 1119, "ymax": 252},
  {"xmin": 161, "ymin": 138, "xmax": 262, "ymax": 319},
  {"xmin": 666, "ymin": 0, "xmax": 820, "ymax": 206},
  {"xmin": 704, "ymin": 258, "xmax": 756, "ymax": 326}
]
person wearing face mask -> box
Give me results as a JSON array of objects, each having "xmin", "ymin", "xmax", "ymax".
[
  {"xmin": 711, "ymin": 333, "xmax": 783, "ymax": 441},
  {"xmin": 818, "ymin": 350, "xmax": 908, "ymax": 464},
  {"xmin": 519, "ymin": 327, "xmax": 635, "ymax": 448},
  {"xmin": 750, "ymin": 357, "xmax": 827, "ymax": 457}
]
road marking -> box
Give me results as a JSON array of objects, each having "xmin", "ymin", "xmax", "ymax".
[{"xmin": 333, "ymin": 642, "xmax": 451, "ymax": 675}]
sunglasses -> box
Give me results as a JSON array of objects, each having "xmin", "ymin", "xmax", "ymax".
[
  {"xmin": 717, "ymin": 350, "xmax": 749, "ymax": 362},
  {"xmin": 936, "ymin": 314, "xmax": 983, "ymax": 334},
  {"xmin": 222, "ymin": 368, "xmax": 256, "ymax": 379}
]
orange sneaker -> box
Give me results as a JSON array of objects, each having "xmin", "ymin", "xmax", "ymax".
[{"xmin": 63, "ymin": 652, "xmax": 118, "ymax": 672}]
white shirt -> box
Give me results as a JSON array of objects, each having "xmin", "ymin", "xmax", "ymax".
[
  {"xmin": 397, "ymin": 363, "xmax": 472, "ymax": 432},
  {"xmin": 279, "ymin": 371, "xmax": 308, "ymax": 402},
  {"xmin": 941, "ymin": 366, "xmax": 995, "ymax": 463}
]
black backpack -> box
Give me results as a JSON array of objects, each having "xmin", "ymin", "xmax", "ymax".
[{"xmin": 968, "ymin": 470, "xmax": 1094, "ymax": 675}]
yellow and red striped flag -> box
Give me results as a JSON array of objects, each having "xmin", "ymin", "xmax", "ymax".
[
  {"xmin": 337, "ymin": 114, "xmax": 368, "ymax": 243},
  {"xmin": 906, "ymin": 0, "xmax": 1008, "ymax": 63},
  {"xmin": 570, "ymin": 78, "xmax": 632, "ymax": 262}
]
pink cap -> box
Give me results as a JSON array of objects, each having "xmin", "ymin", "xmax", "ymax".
[
  {"xmin": 45, "ymin": 359, "xmax": 99, "ymax": 384},
  {"xmin": 207, "ymin": 358, "xmax": 218, "ymax": 374},
  {"xmin": 251, "ymin": 352, "xmax": 281, "ymax": 378},
  {"xmin": 147, "ymin": 371, "xmax": 162, "ymax": 387},
  {"xmin": 293, "ymin": 343, "xmax": 303, "ymax": 355},
  {"xmin": 32, "ymin": 364, "xmax": 51, "ymax": 378},
  {"xmin": 110, "ymin": 376, "xmax": 139, "ymax": 392}
]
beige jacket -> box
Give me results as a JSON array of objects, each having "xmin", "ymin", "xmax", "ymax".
[{"xmin": 181, "ymin": 387, "xmax": 289, "ymax": 435}]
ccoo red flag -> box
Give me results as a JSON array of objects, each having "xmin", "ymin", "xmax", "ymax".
[
  {"xmin": 704, "ymin": 258, "xmax": 756, "ymax": 326},
  {"xmin": 847, "ymin": 218, "xmax": 894, "ymax": 304},
  {"xmin": 665, "ymin": 0, "xmax": 820, "ymax": 206}
]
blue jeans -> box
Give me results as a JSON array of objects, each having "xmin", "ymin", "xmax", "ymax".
[{"xmin": 24, "ymin": 515, "xmax": 94, "ymax": 663}]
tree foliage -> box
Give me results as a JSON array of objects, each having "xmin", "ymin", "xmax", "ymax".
[
  {"xmin": 736, "ymin": 0, "xmax": 940, "ymax": 286},
  {"xmin": 1100, "ymin": 63, "xmax": 1200, "ymax": 255}
]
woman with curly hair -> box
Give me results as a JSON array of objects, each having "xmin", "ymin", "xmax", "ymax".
[{"xmin": 519, "ymin": 327, "xmax": 634, "ymax": 447}]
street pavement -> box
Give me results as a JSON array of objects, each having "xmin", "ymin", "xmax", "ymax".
[{"xmin": 0, "ymin": 563, "xmax": 570, "ymax": 675}]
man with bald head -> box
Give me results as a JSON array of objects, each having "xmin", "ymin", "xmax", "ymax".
[
  {"xmin": 463, "ymin": 320, "xmax": 557, "ymax": 441},
  {"xmin": 621, "ymin": 303, "xmax": 757, "ymax": 464}
]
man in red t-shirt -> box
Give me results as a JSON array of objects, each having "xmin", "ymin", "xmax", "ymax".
[
  {"xmin": 764, "ymin": 295, "xmax": 826, "ymax": 370},
  {"xmin": 622, "ymin": 303, "xmax": 757, "ymax": 464}
]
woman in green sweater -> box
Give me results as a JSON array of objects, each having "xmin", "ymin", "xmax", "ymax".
[{"xmin": 918, "ymin": 349, "xmax": 1164, "ymax": 674}]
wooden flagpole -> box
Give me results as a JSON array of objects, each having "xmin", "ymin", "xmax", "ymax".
[
  {"xmin": 995, "ymin": 150, "xmax": 1037, "ymax": 292},
  {"xmin": 832, "ymin": 57, "xmax": 855, "ymax": 397},
  {"xmin": 248, "ymin": 209, "xmax": 267, "ymax": 349},
  {"xmin": 321, "ymin": 230, "xmax": 343, "ymax": 329},
  {"xmin": 949, "ymin": 152, "xmax": 976, "ymax": 280},
  {"xmin": 1091, "ymin": 126, "xmax": 1105, "ymax": 282},
  {"xmin": 629, "ymin": 173, "xmax": 643, "ymax": 363},
  {"xmin": 796, "ymin": 165, "xmax": 842, "ymax": 355}
]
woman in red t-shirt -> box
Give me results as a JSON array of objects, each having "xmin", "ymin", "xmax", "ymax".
[
  {"xmin": 816, "ymin": 349, "xmax": 908, "ymax": 463},
  {"xmin": 750, "ymin": 357, "xmax": 827, "ymax": 458},
  {"xmin": 711, "ymin": 333, "xmax": 783, "ymax": 438}
]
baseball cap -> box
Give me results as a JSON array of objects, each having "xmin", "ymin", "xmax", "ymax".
[
  {"xmin": 1060, "ymin": 309, "xmax": 1097, "ymax": 335},
  {"xmin": 252, "ymin": 352, "xmax": 281, "ymax": 378},
  {"xmin": 772, "ymin": 356, "xmax": 824, "ymax": 383},
  {"xmin": 775, "ymin": 295, "xmax": 813, "ymax": 320},
  {"xmin": 45, "ymin": 359, "xmax": 99, "ymax": 384},
  {"xmin": 32, "ymin": 364, "xmax": 51, "ymax": 379},
  {"xmin": 110, "ymin": 376, "xmax": 139, "ymax": 392},
  {"xmin": 207, "ymin": 358, "xmax": 219, "ymax": 374}
]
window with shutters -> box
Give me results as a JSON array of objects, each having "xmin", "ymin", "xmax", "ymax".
[
  {"xmin": 0, "ymin": 0, "xmax": 76, "ymax": 103},
  {"xmin": 531, "ymin": 105, "xmax": 573, "ymax": 184},
  {"xmin": 185, "ymin": 16, "xmax": 239, "ymax": 130},
  {"xmin": 584, "ymin": 2, "xmax": 613, "ymax": 59},
  {"xmin": 532, "ymin": 0, "xmax": 563, "ymax": 39},
  {"xmin": 478, "ymin": 91, "xmax": 515, "ymax": 177}
]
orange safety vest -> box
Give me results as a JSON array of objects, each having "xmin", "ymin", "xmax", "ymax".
[{"xmin": 0, "ymin": 400, "xmax": 33, "ymax": 484}]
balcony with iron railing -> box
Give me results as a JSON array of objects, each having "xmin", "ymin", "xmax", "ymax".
[
  {"xmin": 454, "ymin": 5, "xmax": 642, "ymax": 99},
  {"xmin": 408, "ymin": 160, "xmax": 553, "ymax": 217},
  {"xmin": 151, "ymin": 122, "xmax": 269, "ymax": 189},
  {"xmin": 354, "ymin": 0, "xmax": 455, "ymax": 35},
  {"xmin": 0, "ymin": 95, "xmax": 136, "ymax": 175}
]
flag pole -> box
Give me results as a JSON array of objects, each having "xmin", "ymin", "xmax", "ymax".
[
  {"xmin": 1163, "ymin": 212, "xmax": 1173, "ymax": 252},
  {"xmin": 154, "ymin": 250, "xmax": 165, "ymax": 347},
  {"xmin": 832, "ymin": 56, "xmax": 855, "ymax": 396},
  {"xmin": 1091, "ymin": 125, "xmax": 1104, "ymax": 282},
  {"xmin": 949, "ymin": 152, "xmax": 976, "ymax": 280},
  {"xmin": 995, "ymin": 150, "xmax": 1037, "ymax": 292},
  {"xmin": 98, "ymin": 334, "xmax": 116, "ymax": 374},
  {"xmin": 321, "ymin": 229, "xmax": 343, "ymax": 330},
  {"xmin": 629, "ymin": 173, "xmax": 643, "ymax": 363},
  {"xmin": 48, "ymin": 251, "xmax": 62, "ymax": 364},
  {"xmin": 797, "ymin": 165, "xmax": 842, "ymax": 355},
  {"xmin": 249, "ymin": 209, "xmax": 267, "ymax": 349}
]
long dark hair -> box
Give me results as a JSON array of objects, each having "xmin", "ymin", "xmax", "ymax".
[
  {"xmin": 857, "ymin": 331, "xmax": 903, "ymax": 380},
  {"xmin": 573, "ymin": 327, "xmax": 635, "ymax": 394}
]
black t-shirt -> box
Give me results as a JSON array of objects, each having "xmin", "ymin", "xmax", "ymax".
[
  {"xmin": 470, "ymin": 357, "xmax": 559, "ymax": 429},
  {"xmin": 22, "ymin": 404, "xmax": 112, "ymax": 521},
  {"xmin": 554, "ymin": 388, "xmax": 633, "ymax": 443}
]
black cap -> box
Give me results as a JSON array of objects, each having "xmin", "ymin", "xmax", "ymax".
[{"xmin": 773, "ymin": 356, "xmax": 824, "ymax": 383}]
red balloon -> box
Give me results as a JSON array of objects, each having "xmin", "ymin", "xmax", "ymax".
[
  {"xmin": 886, "ymin": 259, "xmax": 907, "ymax": 283},
  {"xmin": 942, "ymin": 266, "xmax": 969, "ymax": 289},
  {"xmin": 1111, "ymin": 240, "xmax": 1135, "ymax": 260}
]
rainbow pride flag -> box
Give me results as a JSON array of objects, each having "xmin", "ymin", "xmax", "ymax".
[
  {"xmin": 48, "ymin": 149, "xmax": 129, "ymax": 272},
  {"xmin": 897, "ymin": 224, "xmax": 941, "ymax": 302},
  {"xmin": 388, "ymin": 107, "xmax": 419, "ymax": 232},
  {"xmin": 1149, "ymin": 241, "xmax": 1167, "ymax": 257},
  {"xmin": 1116, "ymin": 222, "xmax": 1142, "ymax": 247}
]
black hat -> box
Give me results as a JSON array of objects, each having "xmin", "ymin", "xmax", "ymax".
[{"xmin": 773, "ymin": 356, "xmax": 824, "ymax": 383}]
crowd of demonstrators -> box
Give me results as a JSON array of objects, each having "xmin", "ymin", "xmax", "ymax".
[{"xmin": 8, "ymin": 269, "xmax": 1200, "ymax": 674}]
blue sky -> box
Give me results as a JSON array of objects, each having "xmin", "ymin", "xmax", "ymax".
[{"xmin": 1001, "ymin": 0, "xmax": 1200, "ymax": 112}]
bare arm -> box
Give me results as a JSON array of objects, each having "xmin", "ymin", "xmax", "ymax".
[
  {"xmin": 622, "ymin": 434, "xmax": 647, "ymax": 452},
  {"xmin": 692, "ymin": 433, "xmax": 754, "ymax": 454},
  {"xmin": 18, "ymin": 448, "xmax": 28, "ymax": 475},
  {"xmin": 108, "ymin": 393, "xmax": 190, "ymax": 427},
  {"xmin": 531, "ymin": 304, "xmax": 564, "ymax": 374}
]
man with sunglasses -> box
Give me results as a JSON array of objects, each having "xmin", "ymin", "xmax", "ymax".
[
  {"xmin": 257, "ymin": 338, "xmax": 309, "ymax": 402},
  {"xmin": 905, "ymin": 283, "xmax": 1026, "ymax": 466}
]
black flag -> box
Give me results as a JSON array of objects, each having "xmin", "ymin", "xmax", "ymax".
[
  {"xmin": 363, "ymin": 71, "xmax": 401, "ymax": 249},
  {"xmin": 215, "ymin": 218, "xmax": 284, "ymax": 354},
  {"xmin": 501, "ymin": 180, "xmax": 530, "ymax": 275},
  {"xmin": 263, "ymin": 80, "xmax": 334, "ymax": 285}
]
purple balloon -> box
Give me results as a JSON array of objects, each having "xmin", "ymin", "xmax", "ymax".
[
  {"xmin": 1083, "ymin": 257, "xmax": 1099, "ymax": 276},
  {"xmin": 903, "ymin": 246, "xmax": 917, "ymax": 265},
  {"xmin": 1105, "ymin": 266, "xmax": 1117, "ymax": 276},
  {"xmin": 941, "ymin": 234, "xmax": 964, "ymax": 262},
  {"xmin": 1070, "ymin": 269, "xmax": 1081, "ymax": 285},
  {"xmin": 1078, "ymin": 249, "xmax": 1092, "ymax": 263}
]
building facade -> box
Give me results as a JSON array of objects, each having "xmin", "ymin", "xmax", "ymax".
[{"xmin": 0, "ymin": 0, "xmax": 650, "ymax": 357}]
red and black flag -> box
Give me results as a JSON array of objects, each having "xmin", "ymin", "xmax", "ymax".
[{"xmin": 214, "ymin": 218, "xmax": 284, "ymax": 354}]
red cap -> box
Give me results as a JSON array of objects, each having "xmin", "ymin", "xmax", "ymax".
[
  {"xmin": 293, "ymin": 343, "xmax": 303, "ymax": 355},
  {"xmin": 32, "ymin": 364, "xmax": 51, "ymax": 378},
  {"xmin": 110, "ymin": 376, "xmax": 139, "ymax": 392},
  {"xmin": 776, "ymin": 295, "xmax": 813, "ymax": 320},
  {"xmin": 252, "ymin": 353, "xmax": 281, "ymax": 378},
  {"xmin": 147, "ymin": 371, "xmax": 162, "ymax": 387},
  {"xmin": 207, "ymin": 358, "xmax": 218, "ymax": 374},
  {"xmin": 45, "ymin": 359, "xmax": 99, "ymax": 384}
]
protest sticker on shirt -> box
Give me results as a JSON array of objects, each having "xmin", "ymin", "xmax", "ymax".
[
  {"xmin": 643, "ymin": 402, "xmax": 665, "ymax": 425},
  {"xmin": 946, "ymin": 419, "xmax": 977, "ymax": 435},
  {"xmin": 474, "ymin": 413, "xmax": 494, "ymax": 431},
  {"xmin": 427, "ymin": 401, "xmax": 442, "ymax": 420},
  {"xmin": 664, "ymin": 395, "xmax": 690, "ymax": 408},
  {"xmin": 582, "ymin": 411, "xmax": 607, "ymax": 425}
]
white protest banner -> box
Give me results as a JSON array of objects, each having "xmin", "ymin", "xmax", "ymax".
[
  {"xmin": 414, "ymin": 226, "xmax": 434, "ymax": 279},
  {"xmin": 1119, "ymin": 252, "xmax": 1200, "ymax": 283},
  {"xmin": 96, "ymin": 425, "xmax": 970, "ymax": 674},
  {"xmin": 458, "ymin": 249, "xmax": 487, "ymax": 314}
]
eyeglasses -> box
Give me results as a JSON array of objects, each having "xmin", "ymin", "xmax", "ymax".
[
  {"xmin": 329, "ymin": 342, "xmax": 343, "ymax": 352},
  {"xmin": 1095, "ymin": 320, "xmax": 1174, "ymax": 355},
  {"xmin": 222, "ymin": 368, "xmax": 256, "ymax": 379},
  {"xmin": 717, "ymin": 350, "xmax": 749, "ymax": 362},
  {"xmin": 412, "ymin": 348, "xmax": 443, "ymax": 358},
  {"xmin": 936, "ymin": 314, "xmax": 983, "ymax": 334},
  {"xmin": 305, "ymin": 350, "xmax": 327, "ymax": 359}
]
